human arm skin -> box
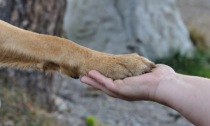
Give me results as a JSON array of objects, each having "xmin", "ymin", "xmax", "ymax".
[{"xmin": 81, "ymin": 64, "xmax": 210, "ymax": 126}]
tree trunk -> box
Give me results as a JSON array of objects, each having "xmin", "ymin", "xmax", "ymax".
[
  {"xmin": 0, "ymin": 0, "xmax": 66, "ymax": 111},
  {"xmin": 64, "ymin": 0, "xmax": 194, "ymax": 60}
]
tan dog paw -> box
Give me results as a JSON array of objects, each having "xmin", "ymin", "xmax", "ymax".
[{"xmin": 80, "ymin": 53, "xmax": 155, "ymax": 80}]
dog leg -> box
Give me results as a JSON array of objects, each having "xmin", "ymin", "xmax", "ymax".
[{"xmin": 0, "ymin": 20, "xmax": 154, "ymax": 80}]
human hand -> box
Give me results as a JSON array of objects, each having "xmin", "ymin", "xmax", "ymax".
[
  {"xmin": 81, "ymin": 64, "xmax": 176, "ymax": 101},
  {"xmin": 81, "ymin": 64, "xmax": 210, "ymax": 126}
]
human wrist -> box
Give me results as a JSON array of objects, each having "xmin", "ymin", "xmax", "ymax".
[{"xmin": 153, "ymin": 72, "xmax": 187, "ymax": 106}]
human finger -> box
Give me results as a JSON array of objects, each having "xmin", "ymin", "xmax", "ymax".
[{"xmin": 81, "ymin": 75, "xmax": 119, "ymax": 98}]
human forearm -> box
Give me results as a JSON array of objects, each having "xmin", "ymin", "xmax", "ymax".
[{"xmin": 156, "ymin": 73, "xmax": 210, "ymax": 126}]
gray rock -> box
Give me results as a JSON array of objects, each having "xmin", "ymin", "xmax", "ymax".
[
  {"xmin": 53, "ymin": 95, "xmax": 71, "ymax": 112},
  {"xmin": 63, "ymin": 0, "xmax": 194, "ymax": 60}
]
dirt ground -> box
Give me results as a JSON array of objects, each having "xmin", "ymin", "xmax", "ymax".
[{"xmin": 177, "ymin": 0, "xmax": 210, "ymax": 47}]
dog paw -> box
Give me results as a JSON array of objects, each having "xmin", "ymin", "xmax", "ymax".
[{"xmin": 80, "ymin": 53, "xmax": 155, "ymax": 80}]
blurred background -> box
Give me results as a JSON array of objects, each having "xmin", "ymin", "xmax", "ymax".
[{"xmin": 0, "ymin": 0, "xmax": 210, "ymax": 126}]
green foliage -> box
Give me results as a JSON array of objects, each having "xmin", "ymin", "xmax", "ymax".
[
  {"xmin": 86, "ymin": 116, "xmax": 97, "ymax": 126},
  {"xmin": 0, "ymin": 85, "xmax": 59, "ymax": 126},
  {"xmin": 86, "ymin": 116, "xmax": 106, "ymax": 126},
  {"xmin": 156, "ymin": 50, "xmax": 210, "ymax": 78}
]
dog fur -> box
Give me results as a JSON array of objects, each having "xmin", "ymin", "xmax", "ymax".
[{"xmin": 0, "ymin": 20, "xmax": 154, "ymax": 80}]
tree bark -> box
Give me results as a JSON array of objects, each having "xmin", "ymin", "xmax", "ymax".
[
  {"xmin": 0, "ymin": 0, "xmax": 66, "ymax": 111},
  {"xmin": 64, "ymin": 0, "xmax": 194, "ymax": 60}
]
